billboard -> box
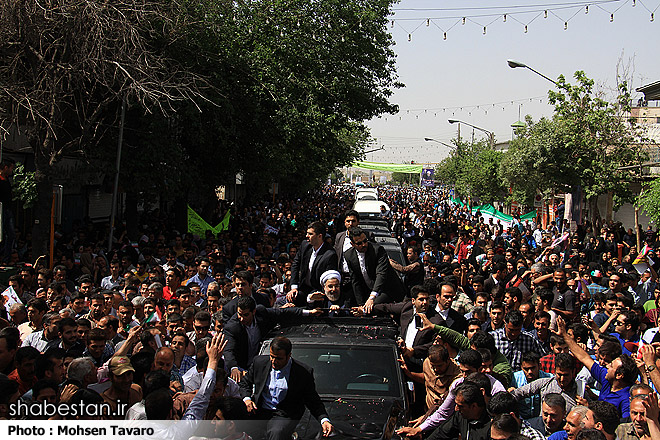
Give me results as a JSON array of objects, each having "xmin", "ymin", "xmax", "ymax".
[{"xmin": 421, "ymin": 168, "xmax": 435, "ymax": 187}]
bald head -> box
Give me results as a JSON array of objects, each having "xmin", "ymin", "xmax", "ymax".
[{"xmin": 153, "ymin": 347, "xmax": 175, "ymax": 373}]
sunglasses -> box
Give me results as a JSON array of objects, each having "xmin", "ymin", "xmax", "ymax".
[{"xmin": 352, "ymin": 239, "xmax": 368, "ymax": 246}]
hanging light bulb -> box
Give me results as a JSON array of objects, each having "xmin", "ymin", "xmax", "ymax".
[
  {"xmin": 426, "ymin": 19, "xmax": 430, "ymax": 26},
  {"xmin": 564, "ymin": 21, "xmax": 568, "ymax": 30},
  {"xmin": 462, "ymin": 17, "xmax": 466, "ymax": 25},
  {"xmin": 610, "ymin": 13, "xmax": 614, "ymax": 22},
  {"xmin": 483, "ymin": 26, "xmax": 486, "ymax": 35},
  {"xmin": 632, "ymin": 0, "xmax": 636, "ymax": 6},
  {"xmin": 391, "ymin": 20, "xmax": 394, "ymax": 28},
  {"xmin": 651, "ymin": 12, "xmax": 655, "ymax": 22},
  {"xmin": 503, "ymin": 14, "xmax": 507, "ymax": 22},
  {"xmin": 585, "ymin": 5, "xmax": 589, "ymax": 14},
  {"xmin": 408, "ymin": 33, "xmax": 411, "ymax": 41},
  {"xmin": 524, "ymin": 25, "xmax": 528, "ymax": 33},
  {"xmin": 544, "ymin": 10, "xmax": 548, "ymax": 18},
  {"xmin": 443, "ymin": 32, "xmax": 447, "ymax": 40}
]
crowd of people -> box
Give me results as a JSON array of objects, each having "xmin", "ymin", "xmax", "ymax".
[{"xmin": 0, "ymin": 183, "xmax": 659, "ymax": 440}]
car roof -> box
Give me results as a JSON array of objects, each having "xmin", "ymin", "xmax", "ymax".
[
  {"xmin": 353, "ymin": 199, "xmax": 390, "ymax": 214},
  {"xmin": 265, "ymin": 316, "xmax": 400, "ymax": 346}
]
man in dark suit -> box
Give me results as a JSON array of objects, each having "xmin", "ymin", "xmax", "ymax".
[
  {"xmin": 344, "ymin": 227, "xmax": 407, "ymax": 312},
  {"xmin": 435, "ymin": 282, "xmax": 468, "ymax": 334},
  {"xmin": 223, "ymin": 296, "xmax": 319, "ymax": 383},
  {"xmin": 287, "ymin": 221, "xmax": 338, "ymax": 306},
  {"xmin": 222, "ymin": 270, "xmax": 270, "ymax": 323},
  {"xmin": 370, "ymin": 285, "xmax": 443, "ymax": 367},
  {"xmin": 240, "ymin": 336, "xmax": 334, "ymax": 440},
  {"xmin": 334, "ymin": 209, "xmax": 360, "ymax": 273}
]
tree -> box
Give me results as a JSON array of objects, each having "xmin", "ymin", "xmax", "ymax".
[
  {"xmin": 501, "ymin": 71, "xmax": 645, "ymax": 223},
  {"xmin": 435, "ymin": 139, "xmax": 505, "ymax": 204},
  {"xmin": 0, "ymin": 0, "xmax": 210, "ymax": 256},
  {"xmin": 637, "ymin": 180, "xmax": 660, "ymax": 226}
]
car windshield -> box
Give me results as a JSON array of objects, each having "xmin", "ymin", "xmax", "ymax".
[{"xmin": 292, "ymin": 344, "xmax": 402, "ymax": 398}]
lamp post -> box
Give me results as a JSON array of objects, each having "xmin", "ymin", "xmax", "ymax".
[
  {"xmin": 424, "ymin": 138, "xmax": 454, "ymax": 149},
  {"xmin": 448, "ymin": 119, "xmax": 494, "ymax": 148},
  {"xmin": 507, "ymin": 59, "xmax": 557, "ymax": 85}
]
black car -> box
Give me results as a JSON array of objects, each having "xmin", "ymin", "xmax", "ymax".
[{"xmin": 259, "ymin": 316, "xmax": 409, "ymax": 440}]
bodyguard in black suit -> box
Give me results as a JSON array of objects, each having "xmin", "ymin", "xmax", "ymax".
[
  {"xmin": 288, "ymin": 221, "xmax": 338, "ymax": 306},
  {"xmin": 344, "ymin": 227, "xmax": 407, "ymax": 311},
  {"xmin": 240, "ymin": 336, "xmax": 334, "ymax": 440},
  {"xmin": 223, "ymin": 296, "xmax": 317, "ymax": 383},
  {"xmin": 371, "ymin": 285, "xmax": 443, "ymax": 368}
]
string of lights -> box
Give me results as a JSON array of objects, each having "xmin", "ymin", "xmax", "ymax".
[
  {"xmin": 388, "ymin": 0, "xmax": 657, "ymax": 41},
  {"xmin": 375, "ymin": 95, "xmax": 547, "ymax": 120}
]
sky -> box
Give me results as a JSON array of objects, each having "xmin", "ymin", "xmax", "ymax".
[{"xmin": 364, "ymin": 0, "xmax": 660, "ymax": 165}]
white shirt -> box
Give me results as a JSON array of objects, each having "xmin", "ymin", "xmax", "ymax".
[
  {"xmin": 404, "ymin": 313, "xmax": 419, "ymax": 349},
  {"xmin": 357, "ymin": 251, "xmax": 374, "ymax": 289},
  {"xmin": 341, "ymin": 234, "xmax": 352, "ymax": 273}
]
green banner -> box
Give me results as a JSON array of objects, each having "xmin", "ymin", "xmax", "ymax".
[
  {"xmin": 187, "ymin": 206, "xmax": 231, "ymax": 236},
  {"xmin": 352, "ymin": 161, "xmax": 423, "ymax": 173}
]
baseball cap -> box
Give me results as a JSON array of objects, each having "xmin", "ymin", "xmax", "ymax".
[{"xmin": 109, "ymin": 355, "xmax": 135, "ymax": 376}]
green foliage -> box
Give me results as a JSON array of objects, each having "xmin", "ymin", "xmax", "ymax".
[
  {"xmin": 501, "ymin": 71, "xmax": 644, "ymax": 212},
  {"xmin": 391, "ymin": 172, "xmax": 416, "ymax": 185},
  {"xmin": 12, "ymin": 163, "xmax": 37, "ymax": 209},
  {"xmin": 435, "ymin": 139, "xmax": 505, "ymax": 203},
  {"xmin": 638, "ymin": 181, "xmax": 660, "ymax": 226}
]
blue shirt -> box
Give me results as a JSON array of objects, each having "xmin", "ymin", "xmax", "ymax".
[
  {"xmin": 511, "ymin": 369, "xmax": 554, "ymax": 419},
  {"xmin": 548, "ymin": 430, "xmax": 568, "ymax": 440},
  {"xmin": 611, "ymin": 332, "xmax": 640, "ymax": 356},
  {"xmin": 590, "ymin": 362, "xmax": 630, "ymax": 418},
  {"xmin": 187, "ymin": 273, "xmax": 215, "ymax": 295},
  {"xmin": 261, "ymin": 358, "xmax": 292, "ymax": 410}
]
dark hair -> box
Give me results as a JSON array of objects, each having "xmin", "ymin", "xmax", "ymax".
[
  {"xmin": 619, "ymin": 310, "xmax": 640, "ymax": 333},
  {"xmin": 208, "ymin": 396, "xmax": 250, "ymax": 420},
  {"xmin": 504, "ymin": 287, "xmax": 522, "ymax": 303},
  {"xmin": 344, "ymin": 210, "xmax": 360, "ymax": 221},
  {"xmin": 537, "ymin": 288, "xmax": 555, "ymax": 305},
  {"xmin": 194, "ymin": 310, "xmax": 211, "ymax": 323},
  {"xmin": 86, "ymin": 328, "xmax": 106, "ymax": 344},
  {"xmin": 491, "ymin": 413, "xmax": 520, "ymax": 435},
  {"xmin": 16, "ymin": 346, "xmax": 40, "ymax": 364},
  {"xmin": 490, "ymin": 301, "xmax": 505, "ymax": 312},
  {"xmin": 568, "ymin": 323, "xmax": 589, "ymax": 344},
  {"xmin": 488, "ymin": 391, "xmax": 518, "ymax": 416},
  {"xmin": 598, "ymin": 340, "xmax": 622, "ymax": 362},
  {"xmin": 522, "ymin": 351, "xmax": 541, "ymax": 365},
  {"xmin": 143, "ymin": 371, "xmax": 171, "ymax": 398},
  {"xmin": 616, "ymin": 354, "xmax": 639, "ymax": 385},
  {"xmin": 234, "ymin": 270, "xmax": 254, "ymax": 285},
  {"xmin": 458, "ymin": 349, "xmax": 483, "ymax": 370},
  {"xmin": 555, "ymin": 353, "xmax": 576, "ymax": 372},
  {"xmin": 307, "ymin": 221, "xmax": 326, "ymax": 236},
  {"xmin": 132, "ymin": 351, "xmax": 156, "ymax": 384},
  {"xmin": 35, "ymin": 348, "xmax": 66, "ymax": 380},
  {"xmin": 237, "ymin": 296, "xmax": 256, "ymax": 312},
  {"xmin": 145, "ymin": 388, "xmax": 173, "ymax": 419},
  {"xmin": 543, "ymin": 392, "xmax": 566, "ymax": 412},
  {"xmin": 465, "ymin": 372, "xmax": 492, "ymax": 396},
  {"xmin": 470, "ymin": 331, "xmax": 497, "ymax": 355},
  {"xmin": 270, "ymin": 336, "xmax": 292, "ymax": 356},
  {"xmin": 504, "ymin": 310, "xmax": 524, "ymax": 327},
  {"xmin": 588, "ymin": 401, "xmax": 620, "ymax": 434},
  {"xmin": 454, "ymin": 382, "xmax": 485, "ymax": 408},
  {"xmin": 410, "ymin": 285, "xmax": 430, "ymax": 299},
  {"xmin": 428, "ymin": 344, "xmax": 449, "ymax": 363},
  {"xmin": 26, "ymin": 298, "xmax": 48, "ymax": 313},
  {"xmin": 575, "ymin": 429, "xmax": 606, "ymax": 440},
  {"xmin": 348, "ymin": 227, "xmax": 366, "ymax": 240},
  {"xmin": 32, "ymin": 379, "xmax": 59, "ymax": 400}
]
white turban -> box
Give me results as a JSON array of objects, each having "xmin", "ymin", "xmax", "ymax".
[{"xmin": 320, "ymin": 270, "xmax": 341, "ymax": 286}]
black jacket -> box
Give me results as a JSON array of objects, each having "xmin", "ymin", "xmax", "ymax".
[
  {"xmin": 222, "ymin": 305, "xmax": 302, "ymax": 371},
  {"xmin": 290, "ymin": 241, "xmax": 338, "ymax": 302},
  {"xmin": 344, "ymin": 243, "xmax": 407, "ymax": 305},
  {"xmin": 239, "ymin": 355, "xmax": 329, "ymax": 421}
]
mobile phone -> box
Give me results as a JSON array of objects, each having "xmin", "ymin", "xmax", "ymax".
[{"xmin": 415, "ymin": 315, "xmax": 422, "ymax": 330}]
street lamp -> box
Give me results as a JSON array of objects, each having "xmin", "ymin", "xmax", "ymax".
[
  {"xmin": 507, "ymin": 59, "xmax": 557, "ymax": 85},
  {"xmin": 448, "ymin": 119, "xmax": 494, "ymax": 147},
  {"xmin": 424, "ymin": 138, "xmax": 454, "ymax": 149}
]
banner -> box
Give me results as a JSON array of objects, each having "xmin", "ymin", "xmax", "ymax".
[
  {"xmin": 2, "ymin": 286, "xmax": 21, "ymax": 313},
  {"xmin": 187, "ymin": 206, "xmax": 231, "ymax": 236},
  {"xmin": 633, "ymin": 244, "xmax": 654, "ymax": 274},
  {"xmin": 351, "ymin": 161, "xmax": 423, "ymax": 173},
  {"xmin": 421, "ymin": 168, "xmax": 435, "ymax": 187}
]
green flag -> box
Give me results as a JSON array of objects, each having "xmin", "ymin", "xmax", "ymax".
[
  {"xmin": 214, "ymin": 210, "xmax": 231, "ymax": 232},
  {"xmin": 187, "ymin": 205, "xmax": 215, "ymax": 236}
]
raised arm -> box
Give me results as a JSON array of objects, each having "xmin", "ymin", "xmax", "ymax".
[{"xmin": 556, "ymin": 316, "xmax": 594, "ymax": 370}]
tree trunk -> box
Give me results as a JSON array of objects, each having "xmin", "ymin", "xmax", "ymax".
[{"xmin": 32, "ymin": 151, "xmax": 53, "ymax": 264}]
